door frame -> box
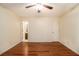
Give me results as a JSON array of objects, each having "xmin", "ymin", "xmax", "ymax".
[{"xmin": 22, "ymin": 21, "xmax": 29, "ymax": 42}]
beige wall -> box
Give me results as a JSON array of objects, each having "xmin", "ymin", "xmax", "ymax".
[
  {"xmin": 59, "ymin": 5, "xmax": 79, "ymax": 54},
  {"xmin": 0, "ymin": 6, "xmax": 21, "ymax": 54},
  {"xmin": 22, "ymin": 17, "xmax": 59, "ymax": 42}
]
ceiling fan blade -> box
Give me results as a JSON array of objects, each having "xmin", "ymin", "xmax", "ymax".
[
  {"xmin": 25, "ymin": 5, "xmax": 35, "ymax": 8},
  {"xmin": 43, "ymin": 4, "xmax": 53, "ymax": 9}
]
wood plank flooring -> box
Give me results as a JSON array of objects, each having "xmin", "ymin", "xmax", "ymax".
[{"xmin": 1, "ymin": 42, "xmax": 79, "ymax": 56}]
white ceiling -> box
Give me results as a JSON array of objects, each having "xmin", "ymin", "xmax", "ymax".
[{"xmin": 0, "ymin": 3, "xmax": 78, "ymax": 17}]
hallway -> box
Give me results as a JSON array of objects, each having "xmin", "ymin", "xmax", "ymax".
[{"xmin": 1, "ymin": 42, "xmax": 78, "ymax": 56}]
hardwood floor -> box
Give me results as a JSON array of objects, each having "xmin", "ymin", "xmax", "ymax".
[
  {"xmin": 1, "ymin": 42, "xmax": 28, "ymax": 56},
  {"xmin": 1, "ymin": 42, "xmax": 79, "ymax": 56}
]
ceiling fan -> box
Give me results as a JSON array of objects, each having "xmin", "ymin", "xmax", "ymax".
[{"xmin": 25, "ymin": 3, "xmax": 53, "ymax": 13}]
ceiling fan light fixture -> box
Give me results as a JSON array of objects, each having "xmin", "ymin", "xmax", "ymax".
[
  {"xmin": 37, "ymin": 9, "xmax": 41, "ymax": 13},
  {"xmin": 25, "ymin": 3, "xmax": 53, "ymax": 13}
]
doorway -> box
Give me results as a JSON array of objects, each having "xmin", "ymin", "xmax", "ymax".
[{"xmin": 22, "ymin": 21, "xmax": 29, "ymax": 42}]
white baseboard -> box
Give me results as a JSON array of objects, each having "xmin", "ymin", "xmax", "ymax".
[
  {"xmin": 59, "ymin": 41, "xmax": 79, "ymax": 55},
  {"xmin": 0, "ymin": 41, "xmax": 21, "ymax": 55}
]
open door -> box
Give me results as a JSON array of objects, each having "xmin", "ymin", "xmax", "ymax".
[{"xmin": 22, "ymin": 21, "xmax": 29, "ymax": 42}]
